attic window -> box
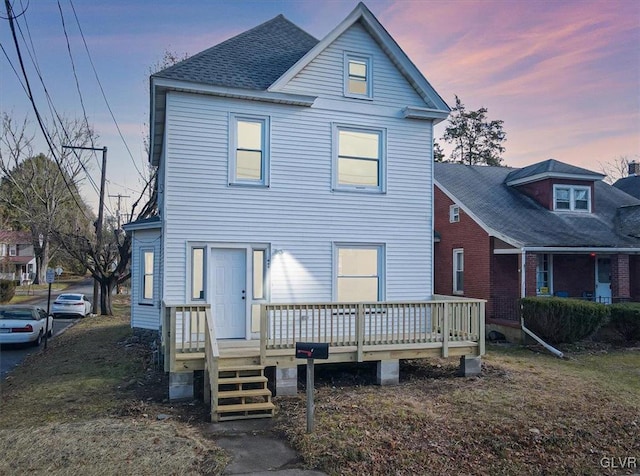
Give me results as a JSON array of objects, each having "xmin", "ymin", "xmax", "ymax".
[
  {"xmin": 449, "ymin": 205, "xmax": 460, "ymax": 223},
  {"xmin": 344, "ymin": 53, "xmax": 372, "ymax": 99},
  {"xmin": 553, "ymin": 185, "xmax": 591, "ymax": 212}
]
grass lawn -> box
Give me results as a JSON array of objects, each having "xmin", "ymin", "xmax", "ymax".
[
  {"xmin": 0, "ymin": 295, "xmax": 638, "ymax": 475},
  {"xmin": 274, "ymin": 345, "xmax": 640, "ymax": 475}
]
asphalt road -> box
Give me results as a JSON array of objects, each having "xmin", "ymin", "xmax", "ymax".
[{"xmin": 0, "ymin": 278, "xmax": 95, "ymax": 380}]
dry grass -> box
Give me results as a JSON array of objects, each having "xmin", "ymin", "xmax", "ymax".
[
  {"xmin": 274, "ymin": 346, "xmax": 640, "ymax": 476},
  {"xmin": 0, "ymin": 295, "xmax": 227, "ymax": 476}
]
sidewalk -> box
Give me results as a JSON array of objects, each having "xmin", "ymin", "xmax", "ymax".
[{"xmin": 206, "ymin": 419, "xmax": 327, "ymax": 475}]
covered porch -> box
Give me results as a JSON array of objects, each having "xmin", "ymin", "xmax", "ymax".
[{"xmin": 162, "ymin": 297, "xmax": 485, "ymax": 421}]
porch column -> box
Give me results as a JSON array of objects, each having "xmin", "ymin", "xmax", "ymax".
[
  {"xmin": 523, "ymin": 253, "xmax": 537, "ymax": 297},
  {"xmin": 611, "ymin": 254, "xmax": 631, "ymax": 302}
]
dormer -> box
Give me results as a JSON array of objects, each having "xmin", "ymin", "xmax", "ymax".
[{"xmin": 504, "ymin": 159, "xmax": 605, "ymax": 213}]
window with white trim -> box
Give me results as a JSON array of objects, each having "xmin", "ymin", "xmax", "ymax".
[
  {"xmin": 344, "ymin": 53, "xmax": 372, "ymax": 98},
  {"xmin": 142, "ymin": 250, "xmax": 154, "ymax": 302},
  {"xmin": 449, "ymin": 205, "xmax": 460, "ymax": 223},
  {"xmin": 333, "ymin": 125, "xmax": 385, "ymax": 192},
  {"xmin": 191, "ymin": 247, "xmax": 205, "ymax": 300},
  {"xmin": 9, "ymin": 245, "xmax": 16, "ymax": 256},
  {"xmin": 453, "ymin": 249, "xmax": 464, "ymax": 294},
  {"xmin": 536, "ymin": 254, "xmax": 552, "ymax": 295},
  {"xmin": 553, "ymin": 185, "xmax": 590, "ymax": 212},
  {"xmin": 229, "ymin": 114, "xmax": 270, "ymax": 186},
  {"xmin": 253, "ymin": 249, "xmax": 266, "ymax": 300},
  {"xmin": 336, "ymin": 244, "xmax": 384, "ymax": 301}
]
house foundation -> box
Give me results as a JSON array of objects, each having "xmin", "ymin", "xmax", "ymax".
[
  {"xmin": 459, "ymin": 355, "xmax": 482, "ymax": 376},
  {"xmin": 376, "ymin": 359, "xmax": 399, "ymax": 385},
  {"xmin": 169, "ymin": 371, "xmax": 194, "ymax": 400}
]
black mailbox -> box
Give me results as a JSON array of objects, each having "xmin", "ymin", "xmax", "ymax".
[{"xmin": 295, "ymin": 342, "xmax": 329, "ymax": 360}]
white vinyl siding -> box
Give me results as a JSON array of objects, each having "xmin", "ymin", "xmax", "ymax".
[
  {"xmin": 130, "ymin": 228, "xmax": 161, "ymax": 330},
  {"xmin": 161, "ymin": 90, "xmax": 433, "ymax": 304},
  {"xmin": 280, "ymin": 22, "xmax": 429, "ymax": 109}
]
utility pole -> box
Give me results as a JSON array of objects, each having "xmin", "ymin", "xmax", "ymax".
[
  {"xmin": 108, "ymin": 193, "xmax": 130, "ymax": 229},
  {"xmin": 63, "ymin": 145, "xmax": 107, "ymax": 314}
]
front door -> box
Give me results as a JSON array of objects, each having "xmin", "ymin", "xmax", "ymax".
[
  {"xmin": 595, "ymin": 257, "xmax": 611, "ymax": 304},
  {"xmin": 211, "ymin": 249, "xmax": 246, "ymax": 339}
]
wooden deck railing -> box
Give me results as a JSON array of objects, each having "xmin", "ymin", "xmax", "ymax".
[
  {"xmin": 260, "ymin": 298, "xmax": 485, "ymax": 363},
  {"xmin": 163, "ymin": 297, "xmax": 485, "ymax": 370}
]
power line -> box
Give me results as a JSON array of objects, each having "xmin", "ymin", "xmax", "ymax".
[
  {"xmin": 3, "ymin": 0, "xmax": 91, "ymax": 221},
  {"xmin": 68, "ymin": 0, "xmax": 146, "ymax": 181}
]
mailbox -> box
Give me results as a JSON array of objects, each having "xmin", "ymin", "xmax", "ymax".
[{"xmin": 295, "ymin": 342, "xmax": 329, "ymax": 360}]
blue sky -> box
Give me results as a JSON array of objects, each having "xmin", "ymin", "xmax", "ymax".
[{"xmin": 1, "ymin": 0, "xmax": 638, "ymax": 215}]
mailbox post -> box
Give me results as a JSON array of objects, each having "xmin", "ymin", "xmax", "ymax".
[{"xmin": 295, "ymin": 342, "xmax": 329, "ymax": 433}]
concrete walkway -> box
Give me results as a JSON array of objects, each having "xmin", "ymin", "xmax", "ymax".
[{"xmin": 206, "ymin": 419, "xmax": 327, "ymax": 476}]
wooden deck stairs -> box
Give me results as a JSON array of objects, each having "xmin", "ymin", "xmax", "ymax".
[{"xmin": 213, "ymin": 365, "xmax": 275, "ymax": 421}]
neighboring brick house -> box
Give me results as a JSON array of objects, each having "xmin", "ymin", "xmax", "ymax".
[
  {"xmin": 613, "ymin": 161, "xmax": 640, "ymax": 199},
  {"xmin": 434, "ymin": 159, "xmax": 640, "ymax": 335},
  {"xmin": 0, "ymin": 230, "xmax": 36, "ymax": 284}
]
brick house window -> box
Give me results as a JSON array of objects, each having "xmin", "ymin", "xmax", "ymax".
[
  {"xmin": 536, "ymin": 254, "xmax": 552, "ymax": 295},
  {"xmin": 449, "ymin": 205, "xmax": 460, "ymax": 223},
  {"xmin": 453, "ymin": 249, "xmax": 464, "ymax": 294},
  {"xmin": 553, "ymin": 185, "xmax": 590, "ymax": 212}
]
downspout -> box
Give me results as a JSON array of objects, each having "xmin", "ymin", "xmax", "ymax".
[{"xmin": 519, "ymin": 248, "xmax": 564, "ymax": 359}]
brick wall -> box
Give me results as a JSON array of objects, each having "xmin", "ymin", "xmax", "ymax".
[
  {"xmin": 524, "ymin": 253, "xmax": 537, "ymax": 296},
  {"xmin": 611, "ymin": 254, "xmax": 631, "ymax": 299},
  {"xmin": 490, "ymin": 253, "xmax": 520, "ymax": 320},
  {"xmin": 553, "ymin": 254, "xmax": 594, "ymax": 297},
  {"xmin": 631, "ymin": 256, "xmax": 640, "ymax": 301},
  {"xmin": 434, "ymin": 186, "xmax": 491, "ymax": 301}
]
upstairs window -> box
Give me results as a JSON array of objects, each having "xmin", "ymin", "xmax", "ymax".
[
  {"xmin": 229, "ymin": 114, "xmax": 270, "ymax": 186},
  {"xmin": 333, "ymin": 125, "xmax": 385, "ymax": 192},
  {"xmin": 449, "ymin": 205, "xmax": 460, "ymax": 223},
  {"xmin": 553, "ymin": 185, "xmax": 590, "ymax": 212},
  {"xmin": 344, "ymin": 53, "xmax": 372, "ymax": 99}
]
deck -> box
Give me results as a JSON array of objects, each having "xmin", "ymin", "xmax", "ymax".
[{"xmin": 163, "ymin": 297, "xmax": 485, "ymax": 420}]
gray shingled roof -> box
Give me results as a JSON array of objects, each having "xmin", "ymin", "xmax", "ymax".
[
  {"xmin": 614, "ymin": 175, "xmax": 640, "ymax": 200},
  {"xmin": 153, "ymin": 15, "xmax": 318, "ymax": 90},
  {"xmin": 435, "ymin": 162, "xmax": 640, "ymax": 248},
  {"xmin": 505, "ymin": 158, "xmax": 604, "ymax": 184}
]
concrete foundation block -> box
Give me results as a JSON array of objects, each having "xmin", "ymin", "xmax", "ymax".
[
  {"xmin": 169, "ymin": 371, "xmax": 194, "ymax": 401},
  {"xmin": 376, "ymin": 359, "xmax": 399, "ymax": 386},
  {"xmin": 276, "ymin": 367, "xmax": 298, "ymax": 396},
  {"xmin": 459, "ymin": 356, "xmax": 482, "ymax": 377}
]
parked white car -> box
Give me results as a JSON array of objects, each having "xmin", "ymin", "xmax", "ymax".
[
  {"xmin": 0, "ymin": 305, "xmax": 53, "ymax": 346},
  {"xmin": 51, "ymin": 293, "xmax": 92, "ymax": 318}
]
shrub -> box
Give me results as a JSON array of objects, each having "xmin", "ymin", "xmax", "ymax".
[
  {"xmin": 609, "ymin": 303, "xmax": 640, "ymax": 342},
  {"xmin": 0, "ymin": 279, "xmax": 16, "ymax": 303},
  {"xmin": 522, "ymin": 297, "xmax": 608, "ymax": 344}
]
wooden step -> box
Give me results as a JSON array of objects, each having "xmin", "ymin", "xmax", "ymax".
[
  {"xmin": 218, "ymin": 364, "xmax": 265, "ymax": 372},
  {"xmin": 216, "ymin": 401, "xmax": 275, "ymax": 414},
  {"xmin": 218, "ymin": 375, "xmax": 268, "ymax": 385},
  {"xmin": 218, "ymin": 388, "xmax": 272, "ymax": 399}
]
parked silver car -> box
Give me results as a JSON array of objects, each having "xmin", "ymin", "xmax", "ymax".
[
  {"xmin": 51, "ymin": 293, "xmax": 92, "ymax": 318},
  {"xmin": 0, "ymin": 305, "xmax": 53, "ymax": 346}
]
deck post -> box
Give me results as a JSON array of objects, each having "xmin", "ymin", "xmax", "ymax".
[
  {"xmin": 356, "ymin": 303, "xmax": 364, "ymax": 362},
  {"xmin": 169, "ymin": 307, "xmax": 177, "ymax": 372},
  {"xmin": 442, "ymin": 303, "xmax": 449, "ymax": 358},
  {"xmin": 260, "ymin": 305, "xmax": 267, "ymax": 365},
  {"xmin": 479, "ymin": 301, "xmax": 486, "ymax": 355},
  {"xmin": 376, "ymin": 359, "xmax": 399, "ymax": 385}
]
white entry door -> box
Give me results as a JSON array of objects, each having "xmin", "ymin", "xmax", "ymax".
[
  {"xmin": 211, "ymin": 249, "xmax": 246, "ymax": 339},
  {"xmin": 595, "ymin": 257, "xmax": 611, "ymax": 304}
]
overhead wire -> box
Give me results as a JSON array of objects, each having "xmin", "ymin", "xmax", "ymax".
[
  {"xmin": 3, "ymin": 0, "xmax": 92, "ymax": 221},
  {"xmin": 68, "ymin": 0, "xmax": 146, "ymax": 181}
]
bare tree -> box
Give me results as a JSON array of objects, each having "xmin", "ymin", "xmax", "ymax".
[
  {"xmin": 599, "ymin": 155, "xmax": 637, "ymax": 184},
  {"xmin": 0, "ymin": 114, "xmax": 95, "ymax": 283}
]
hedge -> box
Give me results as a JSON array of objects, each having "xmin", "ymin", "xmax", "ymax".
[
  {"xmin": 609, "ymin": 302, "xmax": 640, "ymax": 342},
  {"xmin": 522, "ymin": 297, "xmax": 608, "ymax": 344},
  {"xmin": 0, "ymin": 279, "xmax": 16, "ymax": 303}
]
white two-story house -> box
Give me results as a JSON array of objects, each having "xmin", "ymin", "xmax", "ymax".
[{"xmin": 125, "ymin": 3, "xmax": 485, "ymax": 421}]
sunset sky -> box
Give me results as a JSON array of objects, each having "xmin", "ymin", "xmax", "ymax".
[{"xmin": 1, "ymin": 0, "xmax": 638, "ymax": 214}]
